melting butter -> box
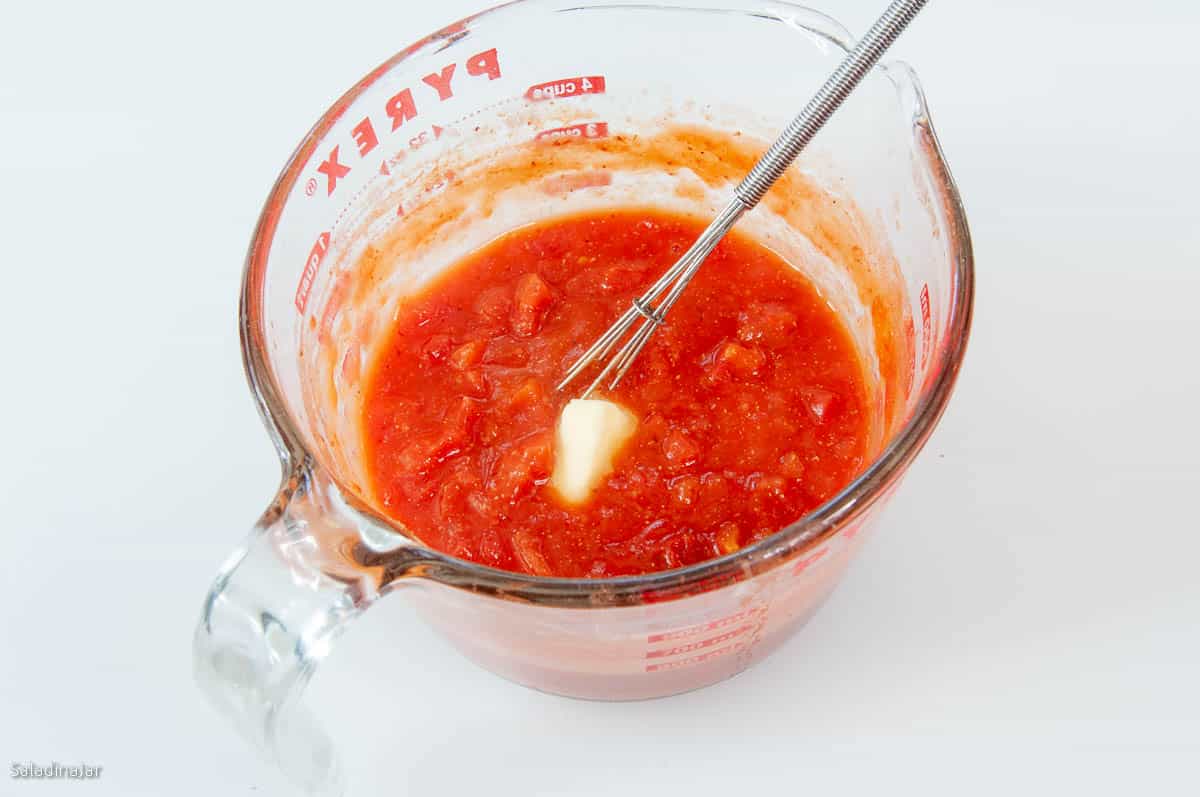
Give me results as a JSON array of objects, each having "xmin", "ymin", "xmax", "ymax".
[{"xmin": 550, "ymin": 398, "xmax": 638, "ymax": 505}]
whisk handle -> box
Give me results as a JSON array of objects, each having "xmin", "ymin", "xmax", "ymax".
[{"xmin": 734, "ymin": 0, "xmax": 929, "ymax": 208}]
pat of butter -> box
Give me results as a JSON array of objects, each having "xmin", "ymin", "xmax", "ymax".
[{"xmin": 550, "ymin": 398, "xmax": 638, "ymax": 505}]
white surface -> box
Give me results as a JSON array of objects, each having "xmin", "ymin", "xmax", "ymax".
[{"xmin": 1, "ymin": 0, "xmax": 1198, "ymax": 794}]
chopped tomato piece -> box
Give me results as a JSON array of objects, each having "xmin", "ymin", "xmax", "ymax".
[
  {"xmin": 456, "ymin": 368, "xmax": 490, "ymax": 399},
  {"xmin": 778, "ymin": 451, "xmax": 805, "ymax": 479},
  {"xmin": 487, "ymin": 433, "xmax": 553, "ymax": 505},
  {"xmin": 736, "ymin": 303, "xmax": 797, "ymax": 348},
  {"xmin": 662, "ymin": 430, "xmax": 700, "ymax": 470},
  {"xmin": 506, "ymin": 378, "xmax": 544, "ymax": 412},
  {"xmin": 422, "ymin": 334, "xmax": 453, "ymax": 364},
  {"xmin": 449, "ymin": 339, "xmax": 486, "ymax": 370},
  {"xmin": 799, "ymin": 387, "xmax": 838, "ymax": 423},
  {"xmin": 474, "ymin": 286, "xmax": 510, "ymax": 324},
  {"xmin": 710, "ymin": 341, "xmax": 765, "ymax": 378},
  {"xmin": 670, "ymin": 475, "xmax": 700, "ymax": 507},
  {"xmin": 511, "ymin": 529, "xmax": 553, "ymax": 576},
  {"xmin": 511, "ymin": 273, "xmax": 554, "ymax": 337},
  {"xmin": 716, "ymin": 522, "xmax": 741, "ymax": 555}
]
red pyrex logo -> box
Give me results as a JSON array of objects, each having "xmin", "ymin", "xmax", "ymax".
[{"xmin": 313, "ymin": 48, "xmax": 502, "ymax": 198}]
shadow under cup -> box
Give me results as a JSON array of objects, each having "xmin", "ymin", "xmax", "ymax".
[{"xmin": 196, "ymin": 2, "xmax": 972, "ymax": 794}]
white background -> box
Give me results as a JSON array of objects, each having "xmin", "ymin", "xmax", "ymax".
[{"xmin": 2, "ymin": 0, "xmax": 1198, "ymax": 794}]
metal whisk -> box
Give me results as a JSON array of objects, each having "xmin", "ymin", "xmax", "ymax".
[{"xmin": 558, "ymin": 0, "xmax": 929, "ymax": 398}]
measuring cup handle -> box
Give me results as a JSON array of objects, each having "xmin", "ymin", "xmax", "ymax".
[{"xmin": 192, "ymin": 467, "xmax": 377, "ymax": 796}]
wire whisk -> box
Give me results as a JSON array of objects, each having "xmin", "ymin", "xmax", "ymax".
[{"xmin": 558, "ymin": 0, "xmax": 929, "ymax": 398}]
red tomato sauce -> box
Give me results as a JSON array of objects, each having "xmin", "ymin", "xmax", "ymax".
[{"xmin": 361, "ymin": 209, "xmax": 870, "ymax": 577}]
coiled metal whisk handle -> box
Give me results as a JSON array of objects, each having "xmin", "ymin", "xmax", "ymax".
[
  {"xmin": 734, "ymin": 0, "xmax": 928, "ymax": 208},
  {"xmin": 559, "ymin": 0, "xmax": 929, "ymax": 398}
]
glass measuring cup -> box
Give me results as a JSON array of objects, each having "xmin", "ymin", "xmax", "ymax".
[{"xmin": 194, "ymin": 1, "xmax": 973, "ymax": 793}]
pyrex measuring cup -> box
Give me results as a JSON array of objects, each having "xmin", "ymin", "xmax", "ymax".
[{"xmin": 194, "ymin": 1, "xmax": 973, "ymax": 793}]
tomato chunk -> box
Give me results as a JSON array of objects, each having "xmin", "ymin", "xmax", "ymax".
[
  {"xmin": 487, "ymin": 433, "xmax": 554, "ymax": 505},
  {"xmin": 511, "ymin": 273, "xmax": 554, "ymax": 338},
  {"xmin": 710, "ymin": 341, "xmax": 766, "ymax": 378},
  {"xmin": 450, "ymin": 340, "xmax": 486, "ymax": 370}
]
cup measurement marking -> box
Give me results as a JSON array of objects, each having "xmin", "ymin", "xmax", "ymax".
[
  {"xmin": 647, "ymin": 605, "xmax": 767, "ymax": 644},
  {"xmin": 646, "ymin": 624, "xmax": 756, "ymax": 659},
  {"xmin": 535, "ymin": 122, "xmax": 609, "ymax": 142},
  {"xmin": 645, "ymin": 641, "xmax": 747, "ymax": 672},
  {"xmin": 919, "ymin": 283, "xmax": 931, "ymax": 370},
  {"xmin": 524, "ymin": 76, "xmax": 606, "ymax": 101},
  {"xmin": 294, "ymin": 232, "xmax": 331, "ymax": 314},
  {"xmin": 643, "ymin": 604, "xmax": 770, "ymax": 672}
]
